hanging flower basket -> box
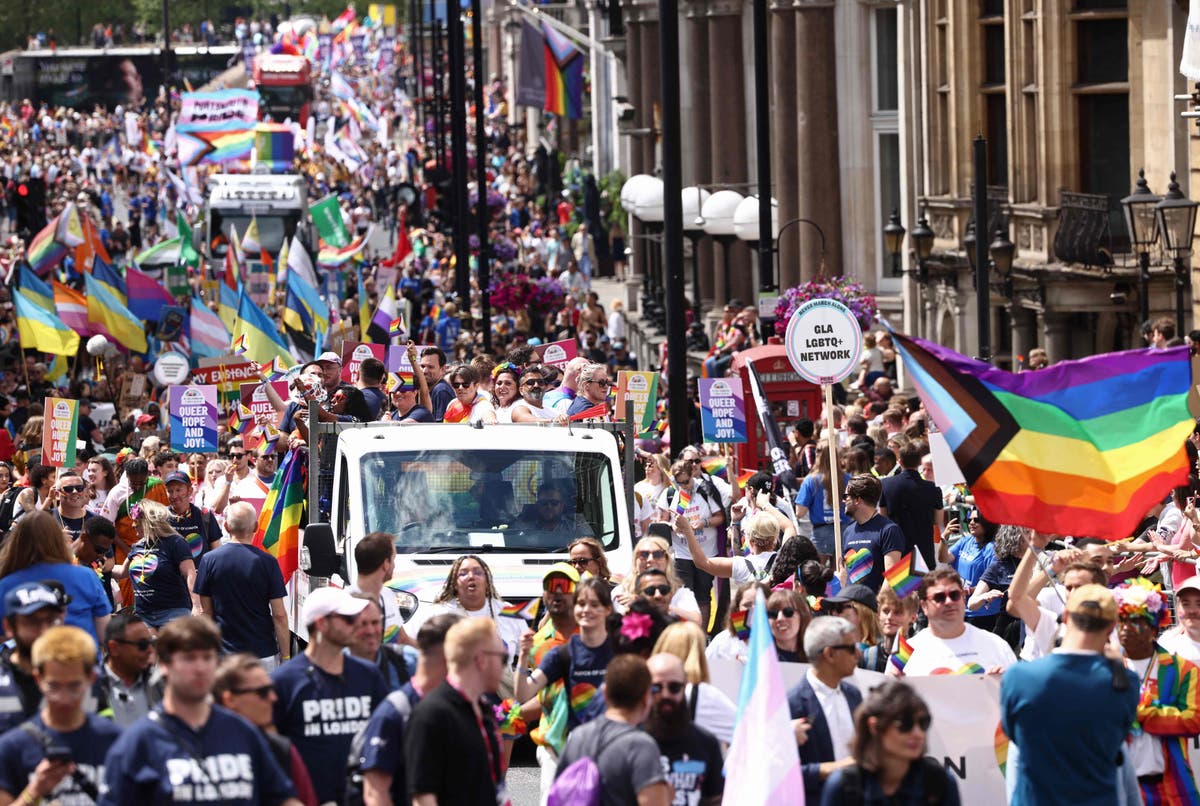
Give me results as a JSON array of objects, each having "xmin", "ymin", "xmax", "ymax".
[
  {"xmin": 773, "ymin": 276, "xmax": 879, "ymax": 337},
  {"xmin": 489, "ymin": 272, "xmax": 566, "ymax": 321}
]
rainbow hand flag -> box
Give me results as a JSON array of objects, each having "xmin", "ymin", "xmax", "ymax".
[
  {"xmin": 730, "ymin": 609, "xmax": 751, "ymax": 641},
  {"xmin": 883, "ymin": 552, "xmax": 924, "ymax": 598},
  {"xmin": 892, "ymin": 331, "xmax": 1195, "ymax": 540},
  {"xmin": 499, "ymin": 599, "xmax": 541, "ymax": 621},
  {"xmin": 389, "ymin": 317, "xmax": 406, "ymax": 338},
  {"xmin": 700, "ymin": 457, "xmax": 728, "ymax": 480},
  {"xmin": 736, "ymin": 470, "xmax": 756, "ymax": 489},
  {"xmin": 494, "ymin": 698, "xmax": 528, "ymax": 739},
  {"xmin": 954, "ymin": 663, "xmax": 985, "ymax": 675},
  {"xmin": 229, "ymin": 404, "xmax": 256, "ymax": 435},
  {"xmin": 890, "ymin": 632, "xmax": 914, "ymax": 673},
  {"xmin": 266, "ymin": 356, "xmax": 290, "ymax": 381},
  {"xmin": 675, "ymin": 489, "xmax": 692, "ymax": 515},
  {"xmin": 261, "ymin": 423, "xmax": 282, "ymax": 454},
  {"xmin": 844, "ymin": 548, "xmax": 872, "ymax": 583},
  {"xmin": 232, "ymin": 333, "xmax": 248, "ymax": 356}
]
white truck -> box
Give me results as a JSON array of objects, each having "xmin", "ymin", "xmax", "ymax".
[{"xmin": 291, "ymin": 415, "xmax": 636, "ymax": 641}]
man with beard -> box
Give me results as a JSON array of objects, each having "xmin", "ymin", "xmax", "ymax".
[
  {"xmin": 644, "ymin": 654, "xmax": 723, "ymax": 806},
  {"xmin": 511, "ymin": 367, "xmax": 567, "ymax": 423}
]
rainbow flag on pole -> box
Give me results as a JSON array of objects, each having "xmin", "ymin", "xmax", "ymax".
[
  {"xmin": 25, "ymin": 217, "xmax": 68, "ymax": 275},
  {"xmin": 882, "ymin": 552, "xmax": 924, "ymax": 598},
  {"xmin": 890, "ymin": 632, "xmax": 914, "ymax": 673},
  {"xmin": 254, "ymin": 123, "xmax": 295, "ymax": 171},
  {"xmin": 541, "ymin": 22, "xmax": 584, "ymax": 119},
  {"xmin": 253, "ymin": 448, "xmax": 306, "ymax": 581},
  {"xmin": 892, "ymin": 332, "xmax": 1195, "ymax": 540}
]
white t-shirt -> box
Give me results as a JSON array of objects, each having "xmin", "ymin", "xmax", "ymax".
[
  {"xmin": 1018, "ymin": 606, "xmax": 1061, "ymax": 662},
  {"xmin": 731, "ymin": 551, "xmax": 777, "ymax": 585},
  {"xmin": 1158, "ymin": 627, "xmax": 1200, "ymax": 665},
  {"xmin": 656, "ymin": 486, "xmax": 719, "ymax": 559},
  {"xmin": 1127, "ymin": 656, "xmax": 1165, "ymax": 776},
  {"xmin": 705, "ymin": 630, "xmax": 748, "ymax": 663},
  {"xmin": 688, "ymin": 681, "xmax": 736, "ymax": 744},
  {"xmin": 671, "ymin": 586, "xmax": 700, "ymax": 617},
  {"xmin": 903, "ymin": 623, "xmax": 1017, "ymax": 676},
  {"xmin": 509, "ymin": 401, "xmax": 556, "ymax": 422}
]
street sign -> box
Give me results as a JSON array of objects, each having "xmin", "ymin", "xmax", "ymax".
[{"xmin": 783, "ymin": 298, "xmax": 863, "ymax": 385}]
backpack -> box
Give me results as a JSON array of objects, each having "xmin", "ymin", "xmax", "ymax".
[
  {"xmin": 838, "ymin": 757, "xmax": 947, "ymax": 805},
  {"xmin": 741, "ymin": 553, "xmax": 777, "ymax": 582},
  {"xmin": 344, "ymin": 687, "xmax": 416, "ymax": 806},
  {"xmin": 0, "ymin": 484, "xmax": 25, "ymax": 534},
  {"xmin": 546, "ymin": 722, "xmax": 641, "ymax": 806}
]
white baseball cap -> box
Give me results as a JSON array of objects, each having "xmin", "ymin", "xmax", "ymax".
[
  {"xmin": 1176, "ymin": 577, "xmax": 1200, "ymax": 597},
  {"xmin": 301, "ymin": 587, "xmax": 368, "ymax": 626}
]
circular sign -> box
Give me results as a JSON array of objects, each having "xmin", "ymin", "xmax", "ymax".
[
  {"xmin": 784, "ymin": 299, "xmax": 864, "ymax": 385},
  {"xmin": 152, "ymin": 351, "xmax": 192, "ymax": 386}
]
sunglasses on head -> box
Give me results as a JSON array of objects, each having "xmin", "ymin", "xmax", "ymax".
[
  {"xmin": 545, "ymin": 577, "xmax": 575, "ymax": 595},
  {"xmin": 927, "ymin": 589, "xmax": 963, "ymax": 604},
  {"xmin": 895, "ymin": 713, "xmax": 932, "ymax": 733},
  {"xmin": 641, "ymin": 584, "xmax": 671, "ymax": 597},
  {"xmin": 231, "ymin": 684, "xmax": 275, "ymax": 700},
  {"xmin": 651, "ymin": 681, "xmax": 686, "ymax": 696},
  {"xmin": 767, "ymin": 607, "xmax": 797, "ymax": 620},
  {"xmin": 636, "ymin": 549, "xmax": 666, "ymax": 561}
]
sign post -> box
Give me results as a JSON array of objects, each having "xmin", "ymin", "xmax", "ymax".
[{"xmin": 783, "ymin": 299, "xmax": 863, "ymax": 566}]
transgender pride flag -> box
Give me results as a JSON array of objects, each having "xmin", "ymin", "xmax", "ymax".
[{"xmin": 723, "ymin": 589, "xmax": 803, "ymax": 805}]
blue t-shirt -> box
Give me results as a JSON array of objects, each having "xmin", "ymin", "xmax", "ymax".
[
  {"xmin": 795, "ymin": 473, "xmax": 851, "ymax": 527},
  {"xmin": 1001, "ymin": 653, "xmax": 1138, "ymax": 806},
  {"xmin": 538, "ymin": 634, "xmax": 613, "ymax": 728},
  {"xmin": 0, "ymin": 562, "xmax": 110, "ymax": 643},
  {"xmin": 100, "ymin": 705, "xmax": 295, "ymax": 805},
  {"xmin": 429, "ymin": 380, "xmax": 455, "ymax": 422},
  {"xmin": 357, "ymin": 682, "xmax": 421, "ymax": 805},
  {"xmin": 0, "ymin": 712, "xmax": 121, "ymax": 802},
  {"xmin": 841, "ymin": 514, "xmax": 906, "ymax": 593},
  {"xmin": 951, "ymin": 538, "xmax": 999, "ymax": 617},
  {"xmin": 127, "ymin": 535, "xmax": 194, "ymax": 616},
  {"xmin": 167, "ymin": 505, "xmax": 222, "ymax": 563},
  {"xmin": 272, "ymin": 653, "xmax": 389, "ymax": 804},
  {"xmin": 361, "ymin": 387, "xmax": 386, "ymax": 420},
  {"xmin": 193, "ymin": 542, "xmax": 287, "ymax": 658}
]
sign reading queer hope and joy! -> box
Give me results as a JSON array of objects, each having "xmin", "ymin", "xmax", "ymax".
[
  {"xmin": 169, "ymin": 385, "xmax": 219, "ymax": 453},
  {"xmin": 783, "ymin": 298, "xmax": 864, "ymax": 385},
  {"xmin": 698, "ymin": 378, "xmax": 748, "ymax": 443},
  {"xmin": 41, "ymin": 398, "xmax": 79, "ymax": 468}
]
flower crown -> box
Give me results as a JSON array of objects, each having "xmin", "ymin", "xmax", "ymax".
[
  {"xmin": 491, "ymin": 361, "xmax": 521, "ymax": 380},
  {"xmin": 1113, "ymin": 577, "xmax": 1169, "ymax": 627}
]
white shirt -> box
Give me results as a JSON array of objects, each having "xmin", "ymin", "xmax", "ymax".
[
  {"xmin": 903, "ymin": 623, "xmax": 1017, "ymax": 676},
  {"xmin": 1127, "ymin": 656, "xmax": 1165, "ymax": 776},
  {"xmin": 806, "ymin": 668, "xmax": 855, "ymax": 761},
  {"xmin": 731, "ymin": 551, "xmax": 777, "ymax": 585},
  {"xmin": 1018, "ymin": 606, "xmax": 1062, "ymax": 661},
  {"xmin": 688, "ymin": 681, "xmax": 737, "ymax": 745},
  {"xmin": 656, "ymin": 486, "xmax": 719, "ymax": 559},
  {"xmin": 705, "ymin": 630, "xmax": 748, "ymax": 663},
  {"xmin": 1158, "ymin": 627, "xmax": 1200, "ymax": 665}
]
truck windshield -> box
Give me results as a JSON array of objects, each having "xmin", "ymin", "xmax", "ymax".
[
  {"xmin": 259, "ymin": 85, "xmax": 310, "ymax": 116},
  {"xmin": 209, "ymin": 212, "xmax": 293, "ymax": 256},
  {"xmin": 358, "ymin": 449, "xmax": 619, "ymax": 553}
]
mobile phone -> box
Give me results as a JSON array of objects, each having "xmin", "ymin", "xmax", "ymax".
[{"xmin": 45, "ymin": 745, "xmax": 72, "ymax": 764}]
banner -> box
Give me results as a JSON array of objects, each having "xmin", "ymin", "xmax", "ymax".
[
  {"xmin": 746, "ymin": 363, "xmax": 795, "ymax": 488},
  {"xmin": 535, "ymin": 338, "xmax": 577, "ymax": 369},
  {"xmin": 240, "ymin": 380, "xmax": 288, "ymax": 450},
  {"xmin": 386, "ymin": 344, "xmax": 428, "ymax": 374},
  {"xmin": 310, "ymin": 195, "xmax": 351, "ymax": 248},
  {"xmin": 179, "ymin": 89, "xmax": 260, "ymax": 124},
  {"xmin": 615, "ymin": 370, "xmax": 658, "ymax": 432},
  {"xmin": 169, "ymin": 385, "xmax": 219, "ymax": 453},
  {"xmin": 699, "ymin": 377, "xmax": 748, "ymax": 443},
  {"xmin": 41, "ymin": 397, "xmax": 78, "ymax": 468},
  {"xmin": 192, "ymin": 357, "xmax": 258, "ymax": 409},
  {"xmin": 341, "ymin": 341, "xmax": 386, "ymax": 384},
  {"xmin": 515, "ymin": 19, "xmax": 546, "ymax": 109}
]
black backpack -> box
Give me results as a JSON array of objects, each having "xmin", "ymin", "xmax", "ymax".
[
  {"xmin": 838, "ymin": 757, "xmax": 948, "ymax": 805},
  {"xmin": 0, "ymin": 484, "xmax": 26, "ymax": 535}
]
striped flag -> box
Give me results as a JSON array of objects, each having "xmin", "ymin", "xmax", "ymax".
[
  {"xmin": 253, "ymin": 448, "xmax": 306, "ymax": 581},
  {"xmin": 190, "ymin": 295, "xmax": 230, "ymax": 359},
  {"xmin": 52, "ymin": 281, "xmax": 92, "ymax": 336},
  {"xmin": 569, "ymin": 402, "xmax": 608, "ymax": 422},
  {"xmin": 723, "ymin": 589, "xmax": 804, "ymax": 804}
]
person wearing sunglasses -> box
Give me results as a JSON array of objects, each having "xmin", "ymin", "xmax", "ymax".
[
  {"xmin": 614, "ymin": 537, "xmax": 702, "ymax": 626},
  {"xmin": 821, "ymin": 680, "xmax": 959, "ymax": 805},
  {"xmin": 98, "ymin": 613, "xmax": 162, "ymax": 728},
  {"xmin": 643, "ymin": 653, "xmax": 724, "ymax": 805},
  {"xmin": 766, "ymin": 588, "xmax": 811, "ymax": 663},
  {"xmin": 786, "ymin": 616, "xmax": 863, "ymax": 804},
  {"xmin": 564, "ymin": 363, "xmax": 612, "ymax": 421},
  {"xmin": 441, "ymin": 364, "xmax": 498, "ymax": 425},
  {"xmin": 511, "ymin": 367, "xmax": 567, "ymax": 424},
  {"xmin": 49, "ymin": 472, "xmax": 89, "ymax": 546},
  {"xmin": 900, "ymin": 567, "xmax": 1016, "ymax": 677},
  {"xmin": 656, "ymin": 460, "xmax": 724, "ymax": 630},
  {"xmin": 938, "ymin": 507, "xmax": 1001, "ymax": 632}
]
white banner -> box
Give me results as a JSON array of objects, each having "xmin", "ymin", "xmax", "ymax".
[{"xmin": 179, "ymin": 89, "xmax": 261, "ymax": 124}]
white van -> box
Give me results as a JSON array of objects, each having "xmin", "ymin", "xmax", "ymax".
[{"xmin": 291, "ymin": 420, "xmax": 635, "ymax": 640}]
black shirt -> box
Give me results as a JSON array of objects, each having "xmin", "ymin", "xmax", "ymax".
[
  {"xmin": 879, "ymin": 469, "xmax": 944, "ymax": 569},
  {"xmin": 404, "ymin": 681, "xmax": 501, "ymax": 804},
  {"xmin": 652, "ymin": 724, "xmax": 725, "ymax": 805}
]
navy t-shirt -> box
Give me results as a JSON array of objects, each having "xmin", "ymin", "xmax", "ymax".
[
  {"xmin": 357, "ymin": 682, "xmax": 421, "ymax": 805},
  {"xmin": 193, "ymin": 542, "xmax": 287, "ymax": 658},
  {"xmin": 841, "ymin": 514, "xmax": 907, "ymax": 592},
  {"xmin": 127, "ymin": 534, "xmax": 194, "ymax": 616},
  {"xmin": 100, "ymin": 705, "xmax": 296, "ymax": 805},
  {"xmin": 272, "ymin": 653, "xmax": 389, "ymax": 804},
  {"xmin": 168, "ymin": 505, "xmax": 222, "ymax": 563},
  {"xmin": 429, "ymin": 380, "xmax": 455, "ymax": 421},
  {"xmin": 538, "ymin": 634, "xmax": 613, "ymax": 728},
  {"xmin": 0, "ymin": 712, "xmax": 121, "ymax": 803}
]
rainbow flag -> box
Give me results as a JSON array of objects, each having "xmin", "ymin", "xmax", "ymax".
[
  {"xmin": 730, "ymin": 609, "xmax": 750, "ymax": 641},
  {"xmin": 254, "ymin": 123, "xmax": 294, "ymax": 171},
  {"xmin": 882, "ymin": 552, "xmax": 923, "ymax": 598},
  {"xmin": 232, "ymin": 333, "xmax": 248, "ymax": 356},
  {"xmin": 675, "ymin": 488, "xmax": 692, "ymax": 515},
  {"xmin": 25, "ymin": 216, "xmax": 67, "ymax": 275},
  {"xmin": 229, "ymin": 403, "xmax": 255, "ymax": 435},
  {"xmin": 387, "ymin": 371, "xmax": 415, "ymax": 392},
  {"xmin": 318, "ymin": 232, "xmax": 370, "ymax": 267},
  {"xmin": 699, "ymin": 456, "xmax": 728, "ymax": 480},
  {"xmin": 254, "ymin": 448, "xmax": 306, "ymax": 581},
  {"xmin": 893, "ymin": 331, "xmax": 1195, "ymax": 540},
  {"xmin": 175, "ymin": 121, "xmax": 257, "ymax": 167},
  {"xmin": 389, "ymin": 317, "xmax": 405, "ymax": 338},
  {"xmin": 736, "ymin": 470, "xmax": 756, "ymax": 489},
  {"xmin": 541, "ymin": 22, "xmax": 584, "ymax": 119},
  {"xmin": 889, "ymin": 632, "xmax": 914, "ymax": 673},
  {"xmin": 500, "ymin": 599, "xmax": 541, "ymax": 621},
  {"xmin": 1137, "ymin": 649, "xmax": 1200, "ymax": 803}
]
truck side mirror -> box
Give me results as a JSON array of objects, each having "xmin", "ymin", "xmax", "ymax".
[{"xmin": 304, "ymin": 523, "xmax": 340, "ymax": 578}]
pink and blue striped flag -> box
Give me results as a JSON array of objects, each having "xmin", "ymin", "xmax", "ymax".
[{"xmin": 723, "ymin": 588, "xmax": 803, "ymax": 805}]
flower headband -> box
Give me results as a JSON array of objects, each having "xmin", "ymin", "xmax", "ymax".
[
  {"xmin": 1113, "ymin": 577, "xmax": 1169, "ymax": 628},
  {"xmin": 492, "ymin": 361, "xmax": 521, "ymax": 380},
  {"xmin": 619, "ymin": 612, "xmax": 653, "ymax": 642}
]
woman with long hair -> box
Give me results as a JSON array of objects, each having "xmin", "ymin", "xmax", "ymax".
[
  {"xmin": 0, "ymin": 462, "xmax": 12, "ymax": 496},
  {"xmin": 422, "ymin": 554, "xmax": 527, "ymax": 678},
  {"xmin": 794, "ymin": 443, "xmax": 850, "ymax": 557},
  {"xmin": 490, "ymin": 362, "xmax": 523, "ymax": 422},
  {"xmin": 84, "ymin": 456, "xmax": 117, "ymax": 514},
  {"xmin": 823, "ymin": 584, "xmax": 883, "ymax": 656},
  {"xmin": 565, "ymin": 537, "xmax": 612, "ymax": 584},
  {"xmin": 112, "ymin": 500, "xmax": 197, "ymax": 629},
  {"xmin": 515, "ymin": 576, "xmax": 614, "ymax": 731},
  {"xmin": 822, "ymin": 681, "xmax": 960, "ymax": 804},
  {"xmin": 652, "ymin": 621, "xmax": 737, "ymax": 744},
  {"xmin": 13, "ymin": 416, "xmax": 43, "ymax": 475},
  {"xmin": 613, "ymin": 535, "xmax": 701, "ymax": 625},
  {"xmin": 765, "ymin": 587, "xmax": 811, "ymax": 662},
  {"xmin": 677, "ymin": 510, "xmax": 785, "ymax": 585},
  {"xmin": 633, "ymin": 453, "xmax": 671, "ymax": 537},
  {"xmin": 194, "ymin": 458, "xmax": 229, "ymax": 513},
  {"xmin": 941, "ymin": 507, "xmax": 1001, "ymax": 632},
  {"xmin": 0, "ymin": 511, "xmax": 110, "ymax": 642}
]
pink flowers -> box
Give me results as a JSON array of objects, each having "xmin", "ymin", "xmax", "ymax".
[
  {"xmin": 619, "ymin": 612, "xmax": 653, "ymax": 641},
  {"xmin": 774, "ymin": 276, "xmax": 878, "ymax": 337}
]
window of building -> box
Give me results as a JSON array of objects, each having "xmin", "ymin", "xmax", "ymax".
[
  {"xmin": 874, "ymin": 8, "xmax": 899, "ymax": 112},
  {"xmin": 980, "ymin": 3, "xmax": 1008, "ymax": 187},
  {"xmin": 1073, "ymin": 12, "xmax": 1129, "ymax": 239},
  {"xmin": 873, "ymin": 5, "xmax": 900, "ymax": 281}
]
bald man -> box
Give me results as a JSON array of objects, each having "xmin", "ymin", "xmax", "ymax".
[{"xmin": 645, "ymin": 654, "xmax": 723, "ymax": 806}]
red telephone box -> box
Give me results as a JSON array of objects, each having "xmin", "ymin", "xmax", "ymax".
[{"xmin": 730, "ymin": 345, "xmax": 822, "ymax": 473}]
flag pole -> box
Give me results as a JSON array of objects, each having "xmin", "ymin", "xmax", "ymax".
[{"xmin": 825, "ymin": 382, "xmax": 844, "ymax": 571}]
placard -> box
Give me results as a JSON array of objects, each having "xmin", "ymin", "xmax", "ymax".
[
  {"xmin": 698, "ymin": 377, "xmax": 748, "ymax": 443},
  {"xmin": 535, "ymin": 339, "xmax": 578, "ymax": 369},
  {"xmin": 192, "ymin": 357, "xmax": 258, "ymax": 408},
  {"xmin": 169, "ymin": 385, "xmax": 219, "ymax": 453},
  {"xmin": 341, "ymin": 341, "xmax": 387, "ymax": 384},
  {"xmin": 240, "ymin": 380, "xmax": 288, "ymax": 450},
  {"xmin": 41, "ymin": 398, "xmax": 79, "ymax": 468},
  {"xmin": 614, "ymin": 371, "xmax": 658, "ymax": 431},
  {"xmin": 783, "ymin": 298, "xmax": 864, "ymax": 385}
]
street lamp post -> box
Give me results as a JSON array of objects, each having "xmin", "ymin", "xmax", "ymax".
[
  {"xmin": 775, "ymin": 218, "xmax": 827, "ymax": 286},
  {"xmin": 1121, "ymin": 169, "xmax": 1162, "ymax": 324},
  {"xmin": 910, "ymin": 212, "xmax": 934, "ymax": 285},
  {"xmin": 1155, "ymin": 171, "xmax": 1199, "ymax": 329},
  {"xmin": 634, "ymin": 178, "xmax": 667, "ymax": 333},
  {"xmin": 470, "ymin": 0, "xmax": 490, "ymax": 351},
  {"xmin": 884, "ymin": 211, "xmax": 934, "ymax": 286},
  {"xmin": 884, "ymin": 209, "xmax": 905, "ymax": 278},
  {"xmin": 682, "ymin": 186, "xmax": 711, "ymax": 326},
  {"xmin": 988, "ymin": 227, "xmax": 1015, "ymax": 299},
  {"xmin": 972, "ymin": 136, "xmax": 991, "ymax": 363}
]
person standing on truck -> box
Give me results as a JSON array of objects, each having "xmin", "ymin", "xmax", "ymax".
[{"xmin": 418, "ymin": 347, "xmax": 455, "ymax": 422}]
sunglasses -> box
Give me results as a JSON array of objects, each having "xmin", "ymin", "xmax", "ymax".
[
  {"xmin": 451, "ymin": 381, "xmax": 474, "ymax": 389},
  {"xmin": 113, "ymin": 638, "xmax": 156, "ymax": 651},
  {"xmin": 927, "ymin": 589, "xmax": 964, "ymax": 605},
  {"xmin": 231, "ymin": 684, "xmax": 275, "ymax": 699},
  {"xmin": 521, "ymin": 380, "xmax": 544, "ymax": 388},
  {"xmin": 636, "ymin": 549, "xmax": 666, "ymax": 561},
  {"xmin": 828, "ymin": 643, "xmax": 860, "ymax": 654},
  {"xmin": 651, "ymin": 681, "xmax": 686, "ymax": 696},
  {"xmin": 767, "ymin": 607, "xmax": 797, "ymax": 620},
  {"xmin": 567, "ymin": 557, "xmax": 594, "ymax": 568},
  {"xmin": 823, "ymin": 602, "xmax": 848, "ymax": 614},
  {"xmin": 641, "ymin": 584, "xmax": 671, "ymax": 597},
  {"xmin": 60, "ymin": 485, "xmax": 85, "ymax": 494},
  {"xmin": 229, "ymin": 453, "xmax": 246, "ymax": 459},
  {"xmin": 895, "ymin": 713, "xmax": 932, "ymax": 733},
  {"xmin": 545, "ymin": 577, "xmax": 575, "ymax": 595}
]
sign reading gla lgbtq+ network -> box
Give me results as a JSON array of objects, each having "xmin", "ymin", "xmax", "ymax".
[{"xmin": 783, "ymin": 298, "xmax": 864, "ymax": 386}]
